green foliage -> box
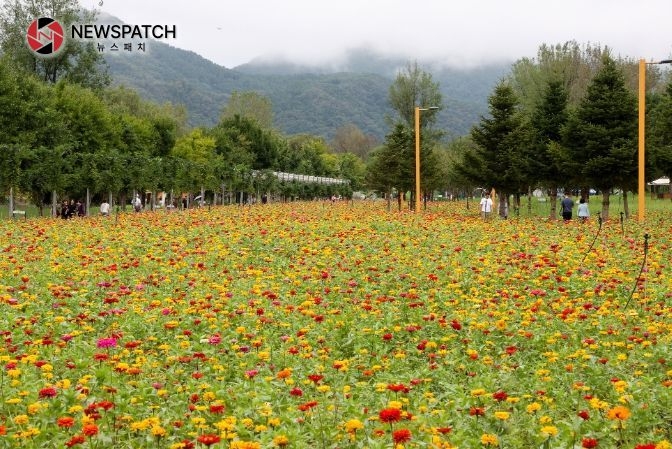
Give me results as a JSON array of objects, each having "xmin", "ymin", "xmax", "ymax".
[
  {"xmin": 647, "ymin": 80, "xmax": 672, "ymax": 179},
  {"xmin": 220, "ymin": 91, "xmax": 274, "ymax": 129},
  {"xmin": 388, "ymin": 61, "xmax": 443, "ymax": 129},
  {"xmin": 454, "ymin": 81, "xmax": 533, "ymax": 211},
  {"xmin": 0, "ymin": 0, "xmax": 109, "ymax": 88},
  {"xmin": 366, "ymin": 124, "xmax": 413, "ymax": 194},
  {"xmin": 330, "ymin": 123, "xmax": 377, "ymax": 159},
  {"xmin": 561, "ymin": 55, "xmax": 637, "ymax": 192},
  {"xmin": 528, "ymin": 80, "xmax": 570, "ymax": 187}
]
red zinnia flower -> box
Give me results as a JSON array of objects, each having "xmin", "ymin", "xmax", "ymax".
[
  {"xmin": 65, "ymin": 435, "xmax": 86, "ymax": 447},
  {"xmin": 209, "ymin": 404, "xmax": 225, "ymax": 414},
  {"xmin": 392, "ymin": 428, "xmax": 412, "ymax": 444},
  {"xmin": 39, "ymin": 387, "xmax": 58, "ymax": 398},
  {"xmin": 492, "ymin": 390, "xmax": 508, "ymax": 402},
  {"xmin": 179, "ymin": 440, "xmax": 195, "ymax": 449},
  {"xmin": 0, "ymin": 424, "xmax": 6, "ymax": 436},
  {"xmin": 577, "ymin": 410, "xmax": 590, "ymax": 420},
  {"xmin": 57, "ymin": 416, "xmax": 75, "ymax": 428},
  {"xmin": 290, "ymin": 387, "xmax": 303, "ymax": 396},
  {"xmin": 387, "ymin": 383, "xmax": 409, "ymax": 393},
  {"xmin": 307, "ymin": 374, "xmax": 324, "ymax": 383},
  {"xmin": 97, "ymin": 400, "xmax": 115, "ymax": 411},
  {"xmin": 298, "ymin": 401, "xmax": 318, "ymax": 411},
  {"xmin": 634, "ymin": 445, "xmax": 656, "ymax": 449},
  {"xmin": 379, "ymin": 408, "xmax": 402, "ymax": 423},
  {"xmin": 582, "ymin": 438, "xmax": 598, "ymax": 448},
  {"xmin": 197, "ymin": 434, "xmax": 221, "ymax": 446}
]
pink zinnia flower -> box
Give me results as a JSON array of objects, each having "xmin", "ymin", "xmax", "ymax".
[{"xmin": 96, "ymin": 338, "xmax": 117, "ymax": 349}]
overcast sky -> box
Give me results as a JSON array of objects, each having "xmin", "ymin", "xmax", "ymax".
[{"xmin": 94, "ymin": 0, "xmax": 672, "ymax": 69}]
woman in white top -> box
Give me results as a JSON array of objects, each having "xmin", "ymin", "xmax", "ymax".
[{"xmin": 577, "ymin": 198, "xmax": 589, "ymax": 222}]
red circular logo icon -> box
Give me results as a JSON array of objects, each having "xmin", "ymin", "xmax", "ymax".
[{"xmin": 26, "ymin": 17, "xmax": 65, "ymax": 57}]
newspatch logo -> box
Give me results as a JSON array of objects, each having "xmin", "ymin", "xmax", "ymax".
[{"xmin": 26, "ymin": 17, "xmax": 65, "ymax": 57}]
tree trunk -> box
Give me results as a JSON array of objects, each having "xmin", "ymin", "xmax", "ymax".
[
  {"xmin": 549, "ymin": 187, "xmax": 558, "ymax": 220},
  {"xmin": 601, "ymin": 191, "xmax": 610, "ymax": 220},
  {"xmin": 52, "ymin": 190, "xmax": 58, "ymax": 217},
  {"xmin": 580, "ymin": 186, "xmax": 589, "ymax": 201},
  {"xmin": 9, "ymin": 186, "xmax": 14, "ymax": 218},
  {"xmin": 514, "ymin": 192, "xmax": 521, "ymax": 216},
  {"xmin": 109, "ymin": 192, "xmax": 113, "ymax": 209},
  {"xmin": 498, "ymin": 193, "xmax": 508, "ymax": 219},
  {"xmin": 120, "ymin": 192, "xmax": 127, "ymax": 211},
  {"xmin": 527, "ymin": 186, "xmax": 532, "ymax": 216},
  {"xmin": 622, "ymin": 191, "xmax": 630, "ymax": 219},
  {"xmin": 397, "ymin": 192, "xmax": 402, "ymax": 212},
  {"xmin": 387, "ymin": 190, "xmax": 391, "ymax": 212},
  {"xmin": 86, "ymin": 188, "xmax": 91, "ymax": 217}
]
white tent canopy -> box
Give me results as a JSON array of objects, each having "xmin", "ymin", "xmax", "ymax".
[{"xmin": 648, "ymin": 176, "xmax": 670, "ymax": 186}]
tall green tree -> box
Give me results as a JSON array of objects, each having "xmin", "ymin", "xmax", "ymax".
[
  {"xmin": 366, "ymin": 124, "xmax": 414, "ymax": 211},
  {"xmin": 172, "ymin": 128, "xmax": 217, "ymax": 196},
  {"xmin": 647, "ymin": 81, "xmax": 672, "ymax": 181},
  {"xmin": 388, "ymin": 61, "xmax": 443, "ymax": 128},
  {"xmin": 509, "ymin": 41, "xmax": 606, "ymax": 115},
  {"xmin": 213, "ymin": 115, "xmax": 281, "ymax": 170},
  {"xmin": 529, "ymin": 79, "xmax": 570, "ymax": 219},
  {"xmin": 386, "ymin": 61, "xmax": 443, "ymax": 204},
  {"xmin": 331, "ymin": 123, "xmax": 377, "ymax": 159},
  {"xmin": 561, "ymin": 55, "xmax": 637, "ymax": 220},
  {"xmin": 0, "ymin": 0, "xmax": 110, "ymax": 89},
  {"xmin": 455, "ymin": 82, "xmax": 527, "ymax": 216},
  {"xmin": 220, "ymin": 91, "xmax": 274, "ymax": 130}
]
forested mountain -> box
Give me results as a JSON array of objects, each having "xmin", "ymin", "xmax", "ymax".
[{"xmin": 103, "ymin": 18, "xmax": 510, "ymax": 140}]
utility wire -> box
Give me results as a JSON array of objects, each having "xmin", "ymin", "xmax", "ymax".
[
  {"xmin": 580, "ymin": 212, "xmax": 602, "ymax": 267},
  {"xmin": 624, "ymin": 233, "xmax": 649, "ymax": 309}
]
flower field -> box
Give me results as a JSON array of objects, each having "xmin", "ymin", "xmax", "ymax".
[{"xmin": 1, "ymin": 201, "xmax": 671, "ymax": 449}]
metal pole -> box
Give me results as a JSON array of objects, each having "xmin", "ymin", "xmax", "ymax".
[
  {"xmin": 415, "ymin": 106, "xmax": 421, "ymax": 213},
  {"xmin": 638, "ymin": 58, "xmax": 646, "ymax": 222}
]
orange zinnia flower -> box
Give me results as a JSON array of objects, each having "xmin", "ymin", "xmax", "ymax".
[
  {"xmin": 392, "ymin": 428, "xmax": 412, "ymax": 444},
  {"xmin": 82, "ymin": 424, "xmax": 99, "ymax": 437},
  {"xmin": 57, "ymin": 416, "xmax": 75, "ymax": 428},
  {"xmin": 607, "ymin": 406, "xmax": 630, "ymax": 421},
  {"xmin": 65, "ymin": 435, "xmax": 86, "ymax": 447}
]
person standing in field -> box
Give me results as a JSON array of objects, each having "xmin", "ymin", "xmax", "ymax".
[
  {"xmin": 479, "ymin": 194, "xmax": 493, "ymax": 221},
  {"xmin": 100, "ymin": 200, "xmax": 110, "ymax": 216},
  {"xmin": 577, "ymin": 197, "xmax": 590, "ymax": 222},
  {"xmin": 561, "ymin": 193, "xmax": 574, "ymax": 221}
]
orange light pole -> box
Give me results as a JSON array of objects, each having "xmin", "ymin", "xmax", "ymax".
[
  {"xmin": 414, "ymin": 106, "xmax": 438, "ymax": 212},
  {"xmin": 638, "ymin": 58, "xmax": 672, "ymax": 222}
]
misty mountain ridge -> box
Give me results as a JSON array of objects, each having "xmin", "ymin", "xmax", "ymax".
[{"xmin": 100, "ymin": 13, "xmax": 511, "ymax": 141}]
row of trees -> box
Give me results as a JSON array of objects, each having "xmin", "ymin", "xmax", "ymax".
[
  {"xmin": 454, "ymin": 44, "xmax": 672, "ymax": 220},
  {"xmin": 0, "ymin": 59, "xmax": 366, "ymax": 215},
  {"xmin": 1, "ymin": 0, "xmax": 371, "ymax": 216},
  {"xmin": 364, "ymin": 43, "xmax": 672, "ymax": 220}
]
